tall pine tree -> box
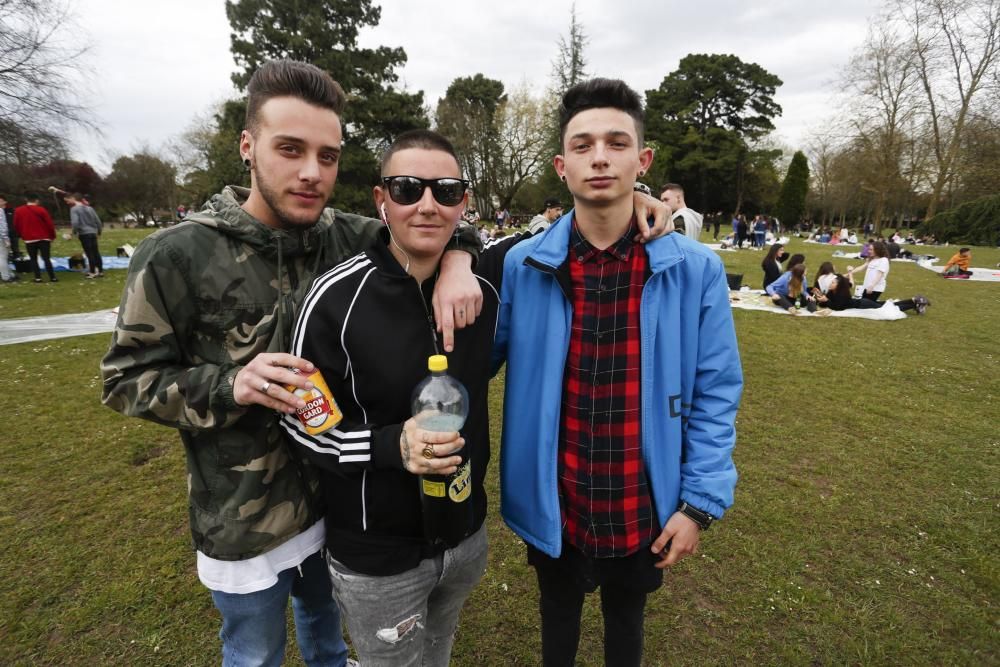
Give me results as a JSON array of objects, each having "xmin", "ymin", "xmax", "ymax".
[
  {"xmin": 225, "ymin": 0, "xmax": 428, "ymax": 213},
  {"xmin": 775, "ymin": 151, "xmax": 810, "ymax": 228}
]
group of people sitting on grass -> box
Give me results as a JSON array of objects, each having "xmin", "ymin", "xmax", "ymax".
[
  {"xmin": 759, "ymin": 241, "xmax": 930, "ymax": 315},
  {"xmin": 808, "ymin": 226, "xmax": 858, "ymax": 245}
]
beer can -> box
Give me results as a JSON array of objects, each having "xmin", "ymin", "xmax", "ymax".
[{"xmin": 285, "ymin": 368, "xmax": 343, "ymax": 436}]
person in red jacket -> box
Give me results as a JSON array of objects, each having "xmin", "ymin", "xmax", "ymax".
[{"xmin": 13, "ymin": 194, "xmax": 57, "ymax": 282}]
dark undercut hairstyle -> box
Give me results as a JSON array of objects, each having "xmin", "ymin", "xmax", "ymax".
[
  {"xmin": 244, "ymin": 59, "xmax": 346, "ymax": 136},
  {"xmin": 381, "ymin": 129, "xmax": 461, "ymax": 176},
  {"xmin": 558, "ymin": 78, "xmax": 645, "ymax": 146},
  {"xmin": 660, "ymin": 182, "xmax": 683, "ymax": 196}
]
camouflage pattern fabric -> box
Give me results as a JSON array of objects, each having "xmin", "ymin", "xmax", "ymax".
[{"xmin": 101, "ymin": 186, "xmax": 479, "ymax": 560}]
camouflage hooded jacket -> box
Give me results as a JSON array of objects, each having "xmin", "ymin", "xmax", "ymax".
[{"xmin": 101, "ymin": 186, "xmax": 477, "ymax": 561}]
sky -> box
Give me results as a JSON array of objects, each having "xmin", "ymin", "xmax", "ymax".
[{"xmin": 69, "ymin": 0, "xmax": 884, "ymax": 173}]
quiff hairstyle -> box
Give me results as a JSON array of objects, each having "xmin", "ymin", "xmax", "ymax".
[
  {"xmin": 244, "ymin": 59, "xmax": 346, "ymax": 136},
  {"xmin": 660, "ymin": 182, "xmax": 684, "ymax": 196},
  {"xmin": 558, "ymin": 78, "xmax": 645, "ymax": 146},
  {"xmin": 381, "ymin": 129, "xmax": 462, "ymax": 176}
]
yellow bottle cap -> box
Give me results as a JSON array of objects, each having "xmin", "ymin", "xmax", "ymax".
[{"xmin": 428, "ymin": 355, "xmax": 448, "ymax": 372}]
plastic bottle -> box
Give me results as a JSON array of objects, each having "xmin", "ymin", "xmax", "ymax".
[{"xmin": 411, "ymin": 354, "xmax": 473, "ymax": 547}]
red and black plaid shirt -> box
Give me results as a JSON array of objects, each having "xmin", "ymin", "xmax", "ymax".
[{"xmin": 559, "ymin": 217, "xmax": 656, "ymax": 558}]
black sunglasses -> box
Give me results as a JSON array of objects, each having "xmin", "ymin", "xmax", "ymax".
[{"xmin": 382, "ymin": 176, "xmax": 469, "ymax": 206}]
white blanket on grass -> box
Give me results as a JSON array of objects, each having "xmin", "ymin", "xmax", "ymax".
[
  {"xmin": 915, "ymin": 259, "xmax": 1000, "ymax": 282},
  {"xmin": 0, "ymin": 309, "xmax": 118, "ymax": 345},
  {"xmin": 728, "ymin": 290, "xmax": 907, "ymax": 320}
]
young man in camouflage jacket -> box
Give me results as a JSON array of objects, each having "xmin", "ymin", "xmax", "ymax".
[{"xmin": 100, "ymin": 60, "xmax": 482, "ymax": 667}]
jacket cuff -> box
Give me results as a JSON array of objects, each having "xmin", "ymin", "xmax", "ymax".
[
  {"xmin": 679, "ymin": 490, "xmax": 727, "ymax": 521},
  {"xmin": 216, "ymin": 365, "xmax": 245, "ymax": 411},
  {"xmin": 373, "ymin": 423, "xmax": 406, "ymax": 470}
]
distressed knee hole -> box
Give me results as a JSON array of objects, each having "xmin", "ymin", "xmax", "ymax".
[{"xmin": 375, "ymin": 614, "xmax": 422, "ymax": 644}]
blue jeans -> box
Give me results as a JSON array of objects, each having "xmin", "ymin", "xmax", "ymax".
[{"xmin": 210, "ymin": 550, "xmax": 349, "ymax": 667}]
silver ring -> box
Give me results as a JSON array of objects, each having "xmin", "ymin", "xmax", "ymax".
[{"xmin": 260, "ymin": 381, "xmax": 271, "ymax": 393}]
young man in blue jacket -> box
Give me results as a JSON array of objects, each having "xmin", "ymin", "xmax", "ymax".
[{"xmin": 493, "ymin": 78, "xmax": 743, "ymax": 666}]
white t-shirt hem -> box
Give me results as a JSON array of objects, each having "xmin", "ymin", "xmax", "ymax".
[{"xmin": 197, "ymin": 520, "xmax": 326, "ymax": 595}]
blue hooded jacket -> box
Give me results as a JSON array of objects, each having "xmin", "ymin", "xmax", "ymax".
[{"xmin": 492, "ymin": 212, "xmax": 743, "ymax": 557}]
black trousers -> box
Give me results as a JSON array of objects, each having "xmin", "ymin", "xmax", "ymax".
[
  {"xmin": 26, "ymin": 241, "xmax": 54, "ymax": 280},
  {"xmin": 529, "ymin": 542, "xmax": 662, "ymax": 667},
  {"xmin": 774, "ymin": 293, "xmax": 817, "ymax": 312},
  {"xmin": 79, "ymin": 234, "xmax": 103, "ymax": 274}
]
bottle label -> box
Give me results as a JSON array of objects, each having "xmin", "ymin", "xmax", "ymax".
[
  {"xmin": 422, "ymin": 479, "xmax": 447, "ymax": 498},
  {"xmin": 448, "ymin": 460, "xmax": 472, "ymax": 502}
]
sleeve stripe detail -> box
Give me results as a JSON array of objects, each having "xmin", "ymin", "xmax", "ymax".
[{"xmin": 280, "ymin": 412, "xmax": 373, "ymax": 460}]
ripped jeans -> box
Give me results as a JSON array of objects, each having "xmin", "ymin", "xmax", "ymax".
[{"xmin": 326, "ymin": 524, "xmax": 487, "ymax": 667}]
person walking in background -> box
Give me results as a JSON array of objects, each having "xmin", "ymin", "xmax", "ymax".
[
  {"xmin": 64, "ymin": 192, "xmax": 104, "ymax": 278},
  {"xmin": 736, "ymin": 214, "xmax": 749, "ymax": 249},
  {"xmin": 13, "ymin": 193, "xmax": 57, "ymax": 283},
  {"xmin": 753, "ymin": 215, "xmax": 767, "ymax": 248}
]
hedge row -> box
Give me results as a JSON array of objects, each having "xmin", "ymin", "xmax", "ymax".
[{"xmin": 918, "ymin": 194, "xmax": 1000, "ymax": 245}]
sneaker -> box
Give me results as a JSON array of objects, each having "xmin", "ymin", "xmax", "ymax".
[
  {"xmin": 84, "ymin": 273, "xmax": 96, "ymax": 279},
  {"xmin": 50, "ymin": 277, "xmax": 58, "ymax": 282},
  {"xmin": 913, "ymin": 295, "xmax": 930, "ymax": 315},
  {"xmin": 33, "ymin": 278, "xmax": 42, "ymax": 283},
  {"xmin": 95, "ymin": 272, "xmax": 105, "ymax": 278}
]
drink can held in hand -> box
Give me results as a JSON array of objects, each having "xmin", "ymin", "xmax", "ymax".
[
  {"xmin": 285, "ymin": 368, "xmax": 342, "ymax": 436},
  {"xmin": 412, "ymin": 354, "xmax": 473, "ymax": 546}
]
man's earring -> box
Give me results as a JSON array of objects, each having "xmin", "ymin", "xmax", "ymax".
[
  {"xmin": 638, "ymin": 170, "xmax": 645, "ymax": 177},
  {"xmin": 560, "ymin": 175, "xmax": 566, "ymax": 182},
  {"xmin": 243, "ymin": 158, "xmax": 251, "ymax": 170}
]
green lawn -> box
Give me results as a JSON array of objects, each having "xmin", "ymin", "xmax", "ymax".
[{"xmin": 0, "ymin": 229, "xmax": 997, "ymax": 665}]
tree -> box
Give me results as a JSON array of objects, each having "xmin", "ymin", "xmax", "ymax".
[
  {"xmin": 551, "ymin": 3, "xmax": 588, "ymax": 97},
  {"xmin": 892, "ymin": 0, "xmax": 1000, "ymax": 219},
  {"xmin": 225, "ymin": 0, "xmax": 427, "ymax": 213},
  {"xmin": 841, "ymin": 23, "xmax": 922, "ymax": 231},
  {"xmin": 493, "ymin": 83, "xmax": 551, "ymax": 210},
  {"xmin": 170, "ymin": 100, "xmax": 249, "ymax": 205},
  {"xmin": 535, "ymin": 5, "xmax": 590, "ymax": 206},
  {"xmin": 775, "ymin": 151, "xmax": 810, "ymax": 227},
  {"xmin": 435, "ymin": 74, "xmax": 506, "ymax": 216},
  {"xmin": 104, "ymin": 152, "xmax": 177, "ymax": 224},
  {"xmin": 645, "ymin": 54, "xmax": 783, "ymax": 211},
  {"xmin": 0, "ymin": 0, "xmax": 92, "ymax": 165}
]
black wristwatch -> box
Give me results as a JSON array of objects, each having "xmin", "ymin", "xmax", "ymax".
[{"xmin": 678, "ymin": 501, "xmax": 715, "ymax": 530}]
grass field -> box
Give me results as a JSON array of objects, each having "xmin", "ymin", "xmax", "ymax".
[{"xmin": 0, "ymin": 227, "xmax": 997, "ymax": 665}]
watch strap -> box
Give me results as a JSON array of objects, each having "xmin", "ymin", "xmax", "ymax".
[{"xmin": 679, "ymin": 501, "xmax": 714, "ymax": 530}]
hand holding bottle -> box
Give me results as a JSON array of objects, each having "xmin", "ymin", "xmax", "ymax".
[{"xmin": 399, "ymin": 418, "xmax": 464, "ymax": 475}]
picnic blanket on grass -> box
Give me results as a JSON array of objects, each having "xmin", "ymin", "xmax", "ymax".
[
  {"xmin": 0, "ymin": 309, "xmax": 118, "ymax": 345},
  {"xmin": 8, "ymin": 256, "xmax": 130, "ymax": 272},
  {"xmin": 915, "ymin": 258, "xmax": 1000, "ymax": 282},
  {"xmin": 728, "ymin": 290, "xmax": 907, "ymax": 320}
]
